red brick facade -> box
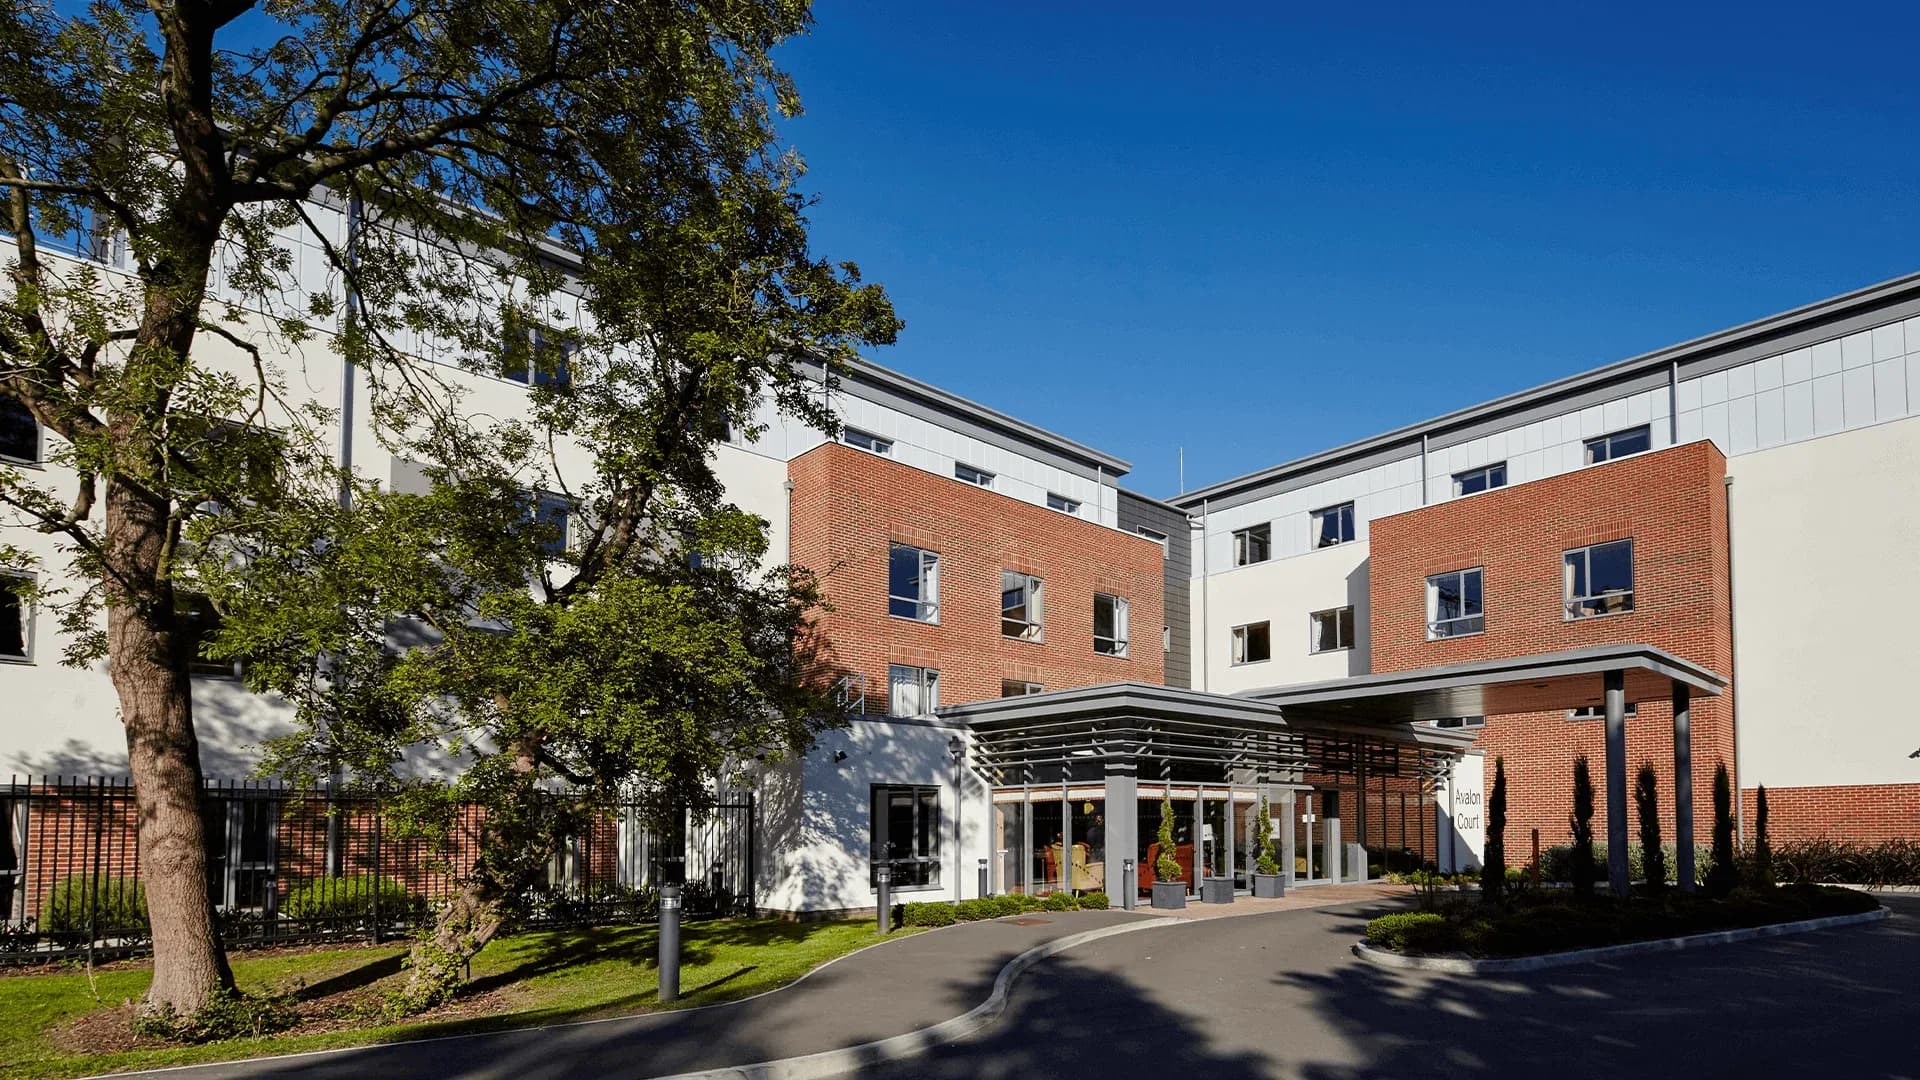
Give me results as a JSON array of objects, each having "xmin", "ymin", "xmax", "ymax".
[
  {"xmin": 1367, "ymin": 440, "xmax": 1735, "ymax": 848},
  {"xmin": 1743, "ymin": 784, "xmax": 1920, "ymax": 844},
  {"xmin": 787, "ymin": 442, "xmax": 1165, "ymax": 709}
]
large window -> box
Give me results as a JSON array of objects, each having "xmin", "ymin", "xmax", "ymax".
[
  {"xmin": 1426, "ymin": 567, "xmax": 1485, "ymax": 639},
  {"xmin": 1583, "ymin": 425, "xmax": 1650, "ymax": 464},
  {"xmin": 1093, "ymin": 593, "xmax": 1129, "ymax": 657},
  {"xmin": 843, "ymin": 428, "xmax": 892, "ymax": 456},
  {"xmin": 888, "ymin": 544, "xmax": 940, "ymax": 622},
  {"xmin": 1310, "ymin": 606, "xmax": 1356, "ymax": 653},
  {"xmin": 1311, "ymin": 502, "xmax": 1355, "ymax": 548},
  {"xmin": 1231, "ymin": 621, "xmax": 1271, "ymax": 665},
  {"xmin": 0, "ymin": 572, "xmax": 31, "ymax": 662},
  {"xmin": 0, "ymin": 397, "xmax": 37, "ymax": 465},
  {"xmin": 954, "ymin": 463, "xmax": 994, "ymax": 488},
  {"xmin": 204, "ymin": 797, "xmax": 277, "ymax": 910},
  {"xmin": 1564, "ymin": 539, "xmax": 1634, "ymax": 618},
  {"xmin": 887, "ymin": 664, "xmax": 939, "ymax": 717},
  {"xmin": 871, "ymin": 785, "xmax": 940, "ymax": 889},
  {"xmin": 175, "ymin": 592, "xmax": 240, "ymax": 678},
  {"xmin": 1233, "ymin": 523, "xmax": 1270, "ymax": 566},
  {"xmin": 1452, "ymin": 462, "xmax": 1507, "ymax": 496},
  {"xmin": 1002, "ymin": 571, "xmax": 1044, "ymax": 640},
  {"xmin": 499, "ymin": 309, "xmax": 576, "ymax": 388}
]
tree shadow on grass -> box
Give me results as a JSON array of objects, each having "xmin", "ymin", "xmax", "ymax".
[{"xmin": 291, "ymin": 952, "xmax": 408, "ymax": 1000}]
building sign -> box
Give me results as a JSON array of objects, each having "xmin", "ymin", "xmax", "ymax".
[{"xmin": 1437, "ymin": 752, "xmax": 1486, "ymax": 873}]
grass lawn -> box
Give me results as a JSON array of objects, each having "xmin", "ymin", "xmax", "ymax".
[{"xmin": 1, "ymin": 918, "xmax": 903, "ymax": 1079}]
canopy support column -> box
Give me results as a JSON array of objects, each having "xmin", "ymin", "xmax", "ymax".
[
  {"xmin": 1604, "ymin": 669, "xmax": 1630, "ymax": 897},
  {"xmin": 1104, "ymin": 757, "xmax": 1137, "ymax": 908},
  {"xmin": 1672, "ymin": 681, "xmax": 1695, "ymax": 893}
]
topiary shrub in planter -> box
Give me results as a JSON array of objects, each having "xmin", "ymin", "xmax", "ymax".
[
  {"xmin": 1151, "ymin": 791, "xmax": 1187, "ymax": 910},
  {"xmin": 1252, "ymin": 794, "xmax": 1284, "ymax": 898}
]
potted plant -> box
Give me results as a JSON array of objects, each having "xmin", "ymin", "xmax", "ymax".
[
  {"xmin": 1252, "ymin": 795, "xmax": 1284, "ymax": 898},
  {"xmin": 1151, "ymin": 792, "xmax": 1187, "ymax": 910}
]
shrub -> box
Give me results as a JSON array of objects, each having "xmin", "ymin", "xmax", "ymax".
[
  {"xmin": 132, "ymin": 988, "xmax": 297, "ymax": 1044},
  {"xmin": 1040, "ymin": 892, "xmax": 1078, "ymax": 912},
  {"xmin": 42, "ymin": 876, "xmax": 147, "ymax": 934},
  {"xmin": 1077, "ymin": 891, "xmax": 1110, "ymax": 911},
  {"xmin": 1754, "ymin": 785, "xmax": 1773, "ymax": 887},
  {"xmin": 1154, "ymin": 792, "xmax": 1182, "ymax": 884},
  {"xmin": 1706, "ymin": 763, "xmax": 1741, "ymax": 898},
  {"xmin": 1570, "ymin": 755, "xmax": 1596, "ymax": 899},
  {"xmin": 953, "ymin": 898, "xmax": 994, "ymax": 922},
  {"xmin": 282, "ymin": 875, "xmax": 413, "ymax": 921},
  {"xmin": 1634, "ymin": 762, "xmax": 1665, "ymax": 894},
  {"xmin": 1254, "ymin": 795, "xmax": 1280, "ymax": 876},
  {"xmin": 1482, "ymin": 757, "xmax": 1507, "ymax": 903},
  {"xmin": 1365, "ymin": 911, "xmax": 1449, "ymax": 952},
  {"xmin": 900, "ymin": 902, "xmax": 957, "ymax": 927}
]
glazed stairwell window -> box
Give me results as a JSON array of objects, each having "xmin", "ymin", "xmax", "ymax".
[
  {"xmin": 872, "ymin": 785, "xmax": 940, "ymax": 889},
  {"xmin": 1426, "ymin": 567, "xmax": 1485, "ymax": 639},
  {"xmin": 888, "ymin": 544, "xmax": 940, "ymax": 622},
  {"xmin": 1002, "ymin": 571, "xmax": 1044, "ymax": 640},
  {"xmin": 1564, "ymin": 539, "xmax": 1634, "ymax": 618},
  {"xmin": 1093, "ymin": 593, "xmax": 1129, "ymax": 657}
]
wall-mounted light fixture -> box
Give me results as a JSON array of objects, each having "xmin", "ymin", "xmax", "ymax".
[{"xmin": 832, "ymin": 750, "xmax": 848, "ymax": 763}]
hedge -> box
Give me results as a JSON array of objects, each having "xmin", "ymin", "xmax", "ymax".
[
  {"xmin": 42, "ymin": 876, "xmax": 148, "ymax": 933},
  {"xmin": 1537, "ymin": 839, "xmax": 1920, "ymax": 889},
  {"xmin": 899, "ymin": 891, "xmax": 1112, "ymax": 928},
  {"xmin": 281, "ymin": 875, "xmax": 414, "ymax": 921},
  {"xmin": 1365, "ymin": 911, "xmax": 1448, "ymax": 951}
]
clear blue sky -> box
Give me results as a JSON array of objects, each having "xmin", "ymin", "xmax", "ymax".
[{"xmin": 775, "ymin": 2, "xmax": 1920, "ymax": 499}]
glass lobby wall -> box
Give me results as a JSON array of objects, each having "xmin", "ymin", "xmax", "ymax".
[{"xmin": 995, "ymin": 783, "xmax": 1266, "ymax": 899}]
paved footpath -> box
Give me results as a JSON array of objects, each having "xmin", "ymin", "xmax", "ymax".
[{"xmin": 105, "ymin": 908, "xmax": 1170, "ymax": 1080}]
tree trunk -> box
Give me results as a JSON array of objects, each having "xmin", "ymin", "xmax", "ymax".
[
  {"xmin": 395, "ymin": 880, "xmax": 509, "ymax": 1013},
  {"xmin": 104, "ymin": 477, "xmax": 234, "ymax": 1015}
]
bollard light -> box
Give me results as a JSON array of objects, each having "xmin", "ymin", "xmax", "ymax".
[
  {"xmin": 658, "ymin": 884, "xmax": 683, "ymax": 1003},
  {"xmin": 876, "ymin": 864, "xmax": 893, "ymax": 934},
  {"xmin": 1123, "ymin": 858, "xmax": 1136, "ymax": 911},
  {"xmin": 978, "ymin": 857, "xmax": 989, "ymax": 900}
]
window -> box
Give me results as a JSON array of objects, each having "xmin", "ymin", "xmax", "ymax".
[
  {"xmin": 1093, "ymin": 593, "xmax": 1129, "ymax": 657},
  {"xmin": 1452, "ymin": 462, "xmax": 1507, "ymax": 496},
  {"xmin": 0, "ymin": 397, "xmax": 37, "ymax": 465},
  {"xmin": 499, "ymin": 309, "xmax": 576, "ymax": 388},
  {"xmin": 175, "ymin": 593, "xmax": 241, "ymax": 678},
  {"xmin": 527, "ymin": 490, "xmax": 574, "ymax": 557},
  {"xmin": 1231, "ymin": 621, "xmax": 1271, "ymax": 665},
  {"xmin": 204, "ymin": 797, "xmax": 277, "ymax": 910},
  {"xmin": 888, "ymin": 544, "xmax": 940, "ymax": 622},
  {"xmin": 843, "ymin": 428, "xmax": 893, "ymax": 455},
  {"xmin": 1435, "ymin": 716, "xmax": 1486, "ymax": 729},
  {"xmin": 1311, "ymin": 502, "xmax": 1355, "ymax": 548},
  {"xmin": 887, "ymin": 664, "xmax": 939, "ymax": 717},
  {"xmin": 1564, "ymin": 539, "xmax": 1634, "ymax": 619},
  {"xmin": 1569, "ymin": 703, "xmax": 1639, "ymax": 721},
  {"xmin": 954, "ymin": 463, "xmax": 994, "ymax": 488},
  {"xmin": 1310, "ymin": 606, "xmax": 1356, "ymax": 653},
  {"xmin": 1584, "ymin": 425, "xmax": 1650, "ymax": 464},
  {"xmin": 1001, "ymin": 571, "xmax": 1044, "ymax": 640},
  {"xmin": 1134, "ymin": 526, "xmax": 1168, "ymax": 546},
  {"xmin": 1233, "ymin": 523, "xmax": 1270, "ymax": 566},
  {"xmin": 871, "ymin": 785, "xmax": 940, "ymax": 889},
  {"xmin": 1046, "ymin": 492, "xmax": 1080, "ymax": 514},
  {"xmin": 1426, "ymin": 567, "xmax": 1485, "ymax": 639},
  {"xmin": 0, "ymin": 572, "xmax": 31, "ymax": 662},
  {"xmin": 0, "ymin": 799, "xmax": 22, "ymax": 922},
  {"xmin": 1002, "ymin": 680, "xmax": 1042, "ymax": 697}
]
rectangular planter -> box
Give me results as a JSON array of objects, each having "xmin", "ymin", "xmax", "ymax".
[
  {"xmin": 1202, "ymin": 877, "xmax": 1235, "ymax": 904},
  {"xmin": 1252, "ymin": 873, "xmax": 1285, "ymax": 899},
  {"xmin": 1151, "ymin": 881, "xmax": 1188, "ymax": 910}
]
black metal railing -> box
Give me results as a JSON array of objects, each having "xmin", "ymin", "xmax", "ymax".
[{"xmin": 0, "ymin": 776, "xmax": 754, "ymax": 965}]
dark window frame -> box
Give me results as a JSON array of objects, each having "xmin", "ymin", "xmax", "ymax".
[
  {"xmin": 1233, "ymin": 523, "xmax": 1271, "ymax": 566},
  {"xmin": 1311, "ymin": 502, "xmax": 1356, "ymax": 548},
  {"xmin": 1231, "ymin": 620, "xmax": 1272, "ymax": 665},
  {"xmin": 1451, "ymin": 462, "xmax": 1508, "ymax": 496},
  {"xmin": 1583, "ymin": 425, "xmax": 1651, "ymax": 465},
  {"xmin": 1310, "ymin": 605, "xmax": 1356, "ymax": 653},
  {"xmin": 887, "ymin": 544, "xmax": 940, "ymax": 623},
  {"xmin": 870, "ymin": 784, "xmax": 941, "ymax": 890}
]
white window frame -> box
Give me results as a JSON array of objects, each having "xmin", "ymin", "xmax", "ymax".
[
  {"xmin": 0, "ymin": 570, "xmax": 33, "ymax": 664},
  {"xmin": 1564, "ymin": 538, "xmax": 1635, "ymax": 620},
  {"xmin": 1569, "ymin": 703, "xmax": 1639, "ymax": 721},
  {"xmin": 1001, "ymin": 571, "xmax": 1044, "ymax": 641},
  {"xmin": 1309, "ymin": 606, "xmax": 1356, "ymax": 653},
  {"xmin": 1093, "ymin": 593, "xmax": 1129, "ymax": 657},
  {"xmin": 1583, "ymin": 425, "xmax": 1651, "ymax": 465},
  {"xmin": 0, "ymin": 396, "xmax": 41, "ymax": 467},
  {"xmin": 1046, "ymin": 492, "xmax": 1080, "ymax": 515},
  {"xmin": 1231, "ymin": 620, "xmax": 1271, "ymax": 665},
  {"xmin": 1451, "ymin": 462, "xmax": 1508, "ymax": 496},
  {"xmin": 887, "ymin": 664, "xmax": 940, "ymax": 718},
  {"xmin": 1425, "ymin": 567, "xmax": 1486, "ymax": 640},
  {"xmin": 954, "ymin": 462, "xmax": 994, "ymax": 488},
  {"xmin": 1311, "ymin": 502, "xmax": 1355, "ymax": 548},
  {"xmin": 1233, "ymin": 523, "xmax": 1271, "ymax": 566},
  {"xmin": 843, "ymin": 428, "xmax": 893, "ymax": 456},
  {"xmin": 871, "ymin": 784, "xmax": 941, "ymax": 890},
  {"xmin": 887, "ymin": 544, "xmax": 940, "ymax": 623},
  {"xmin": 1001, "ymin": 680, "xmax": 1043, "ymax": 697}
]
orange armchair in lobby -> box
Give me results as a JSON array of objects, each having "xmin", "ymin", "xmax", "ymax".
[{"xmin": 1140, "ymin": 841, "xmax": 1195, "ymax": 895}]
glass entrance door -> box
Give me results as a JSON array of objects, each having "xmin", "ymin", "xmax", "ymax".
[{"xmin": 1295, "ymin": 791, "xmax": 1331, "ymax": 885}]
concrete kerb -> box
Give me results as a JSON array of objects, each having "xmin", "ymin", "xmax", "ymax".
[
  {"xmin": 647, "ymin": 915, "xmax": 1184, "ymax": 1080},
  {"xmin": 1352, "ymin": 906, "xmax": 1893, "ymax": 975}
]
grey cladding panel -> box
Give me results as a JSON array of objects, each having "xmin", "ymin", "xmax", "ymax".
[{"xmin": 1118, "ymin": 490, "xmax": 1192, "ymax": 689}]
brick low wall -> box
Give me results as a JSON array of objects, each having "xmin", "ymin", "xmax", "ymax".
[{"xmin": 1743, "ymin": 783, "xmax": 1920, "ymax": 844}]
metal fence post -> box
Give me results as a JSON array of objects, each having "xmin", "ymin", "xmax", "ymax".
[
  {"xmin": 745, "ymin": 793, "xmax": 757, "ymax": 917},
  {"xmin": 370, "ymin": 808, "xmax": 384, "ymax": 945},
  {"xmin": 658, "ymin": 884, "xmax": 682, "ymax": 1003},
  {"xmin": 876, "ymin": 864, "xmax": 892, "ymax": 934}
]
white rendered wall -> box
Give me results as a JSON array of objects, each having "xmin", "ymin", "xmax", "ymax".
[
  {"xmin": 1194, "ymin": 541, "xmax": 1370, "ymax": 693},
  {"xmin": 1727, "ymin": 414, "xmax": 1920, "ymax": 790}
]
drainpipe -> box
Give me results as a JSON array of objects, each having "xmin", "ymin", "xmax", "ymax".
[
  {"xmin": 1669, "ymin": 362, "xmax": 1681, "ymax": 445},
  {"xmin": 1419, "ymin": 434, "xmax": 1429, "ymax": 505},
  {"xmin": 1725, "ymin": 473, "xmax": 1743, "ymax": 845},
  {"xmin": 1198, "ymin": 499, "xmax": 1210, "ymax": 692}
]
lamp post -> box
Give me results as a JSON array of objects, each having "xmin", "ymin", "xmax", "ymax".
[{"xmin": 949, "ymin": 734, "xmax": 965, "ymax": 901}]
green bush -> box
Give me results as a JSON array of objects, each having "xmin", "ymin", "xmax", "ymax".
[
  {"xmin": 1077, "ymin": 891, "xmax": 1110, "ymax": 910},
  {"xmin": 1037, "ymin": 892, "xmax": 1076, "ymax": 911},
  {"xmin": 1542, "ymin": 842, "xmax": 1712, "ymax": 885},
  {"xmin": 1365, "ymin": 912, "xmax": 1448, "ymax": 952},
  {"xmin": 131, "ymin": 988, "xmax": 296, "ymax": 1044},
  {"xmin": 42, "ymin": 876, "xmax": 147, "ymax": 933},
  {"xmin": 899, "ymin": 901, "xmax": 957, "ymax": 927},
  {"xmin": 281, "ymin": 875, "xmax": 413, "ymax": 921},
  {"xmin": 952, "ymin": 898, "xmax": 993, "ymax": 922},
  {"xmin": 1768, "ymin": 838, "xmax": 1920, "ymax": 887}
]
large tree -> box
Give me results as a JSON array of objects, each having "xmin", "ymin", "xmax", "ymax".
[{"xmin": 0, "ymin": 0, "xmax": 895, "ymax": 1016}]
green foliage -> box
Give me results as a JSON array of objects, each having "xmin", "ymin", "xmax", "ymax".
[
  {"xmin": 1767, "ymin": 838, "xmax": 1920, "ymax": 887},
  {"xmin": 1365, "ymin": 912, "xmax": 1449, "ymax": 952},
  {"xmin": 281, "ymin": 876, "xmax": 414, "ymax": 922},
  {"xmin": 1254, "ymin": 795, "xmax": 1280, "ymax": 877},
  {"xmin": 132, "ymin": 988, "xmax": 297, "ymax": 1044},
  {"xmin": 1481, "ymin": 757, "xmax": 1507, "ymax": 903},
  {"xmin": 1154, "ymin": 792, "xmax": 1182, "ymax": 884},
  {"xmin": 898, "ymin": 903, "xmax": 958, "ymax": 928},
  {"xmin": 1040, "ymin": 892, "xmax": 1079, "ymax": 912},
  {"xmin": 1634, "ymin": 762, "xmax": 1666, "ymax": 894},
  {"xmin": 1569, "ymin": 755, "xmax": 1597, "ymax": 899},
  {"xmin": 1542, "ymin": 842, "xmax": 1711, "ymax": 885},
  {"xmin": 1706, "ymin": 763, "xmax": 1741, "ymax": 898},
  {"xmin": 1077, "ymin": 892, "xmax": 1111, "ymax": 911},
  {"xmin": 1753, "ymin": 785, "xmax": 1773, "ymax": 887},
  {"xmin": 42, "ymin": 877, "xmax": 147, "ymax": 934}
]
